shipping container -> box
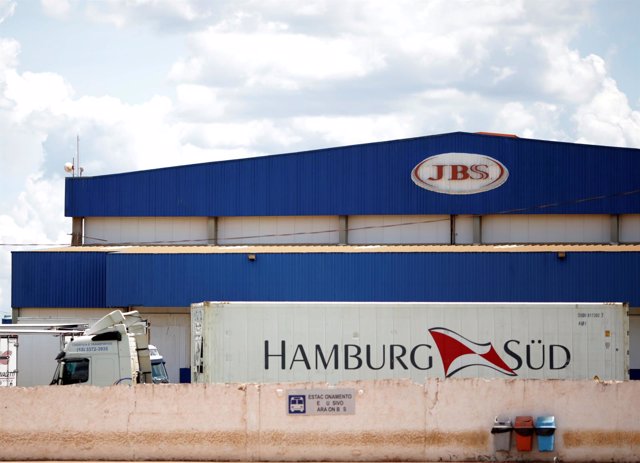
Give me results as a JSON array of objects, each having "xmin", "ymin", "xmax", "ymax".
[
  {"xmin": 0, "ymin": 336, "xmax": 18, "ymax": 387},
  {"xmin": 191, "ymin": 301, "xmax": 629, "ymax": 383}
]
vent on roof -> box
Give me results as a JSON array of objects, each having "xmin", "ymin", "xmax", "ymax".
[{"xmin": 475, "ymin": 132, "xmax": 519, "ymax": 138}]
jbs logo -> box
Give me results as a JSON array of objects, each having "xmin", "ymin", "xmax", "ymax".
[{"xmin": 411, "ymin": 153, "xmax": 508, "ymax": 194}]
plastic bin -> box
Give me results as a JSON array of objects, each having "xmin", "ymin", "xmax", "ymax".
[
  {"xmin": 535, "ymin": 415, "xmax": 556, "ymax": 452},
  {"xmin": 514, "ymin": 415, "xmax": 534, "ymax": 451},
  {"xmin": 179, "ymin": 368, "xmax": 191, "ymax": 383},
  {"xmin": 491, "ymin": 415, "xmax": 513, "ymax": 451}
]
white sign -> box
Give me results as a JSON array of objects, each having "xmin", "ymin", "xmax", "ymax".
[
  {"xmin": 287, "ymin": 388, "xmax": 356, "ymax": 415},
  {"xmin": 411, "ymin": 152, "xmax": 509, "ymax": 195},
  {"xmin": 66, "ymin": 341, "xmax": 116, "ymax": 354}
]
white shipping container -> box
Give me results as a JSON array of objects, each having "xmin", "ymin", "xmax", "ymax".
[
  {"xmin": 0, "ymin": 336, "xmax": 18, "ymax": 387},
  {"xmin": 191, "ymin": 301, "xmax": 629, "ymax": 383}
]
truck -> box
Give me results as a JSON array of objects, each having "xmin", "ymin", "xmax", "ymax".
[
  {"xmin": 0, "ymin": 310, "xmax": 168, "ymax": 386},
  {"xmin": 0, "ymin": 336, "xmax": 17, "ymax": 386},
  {"xmin": 1, "ymin": 321, "xmax": 87, "ymax": 387},
  {"xmin": 150, "ymin": 344, "xmax": 170, "ymax": 383},
  {"xmin": 191, "ymin": 301, "xmax": 629, "ymax": 383}
]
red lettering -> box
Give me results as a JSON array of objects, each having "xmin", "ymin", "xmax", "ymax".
[
  {"xmin": 470, "ymin": 164, "xmax": 489, "ymax": 180},
  {"xmin": 427, "ymin": 165, "xmax": 445, "ymax": 181},
  {"xmin": 424, "ymin": 164, "xmax": 492, "ymax": 182},
  {"xmin": 449, "ymin": 165, "xmax": 470, "ymax": 180}
]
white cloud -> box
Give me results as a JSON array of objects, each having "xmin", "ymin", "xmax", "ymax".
[
  {"xmin": 0, "ymin": 116, "xmax": 47, "ymax": 200},
  {"xmin": 291, "ymin": 114, "xmax": 416, "ymax": 147},
  {"xmin": 178, "ymin": 119, "xmax": 301, "ymax": 153},
  {"xmin": 575, "ymin": 78, "xmax": 640, "ymax": 147},
  {"xmin": 85, "ymin": 0, "xmax": 215, "ymax": 28},
  {"xmin": 41, "ymin": 0, "xmax": 71, "ymax": 19},
  {"xmin": 0, "ymin": 174, "xmax": 70, "ymax": 311},
  {"xmin": 11, "ymin": 174, "xmax": 68, "ymax": 235},
  {"xmin": 1, "ymin": 0, "xmax": 639, "ymax": 315},
  {"xmin": 171, "ymin": 27, "xmax": 386, "ymax": 89},
  {"xmin": 0, "ymin": 0, "xmax": 15, "ymax": 24},
  {"xmin": 4, "ymin": 70, "xmax": 74, "ymax": 121},
  {"xmin": 491, "ymin": 66, "xmax": 516, "ymax": 84},
  {"xmin": 175, "ymin": 84, "xmax": 227, "ymax": 120},
  {"xmin": 0, "ymin": 38, "xmax": 19, "ymax": 73},
  {"xmin": 537, "ymin": 35, "xmax": 607, "ymax": 104},
  {"xmin": 493, "ymin": 101, "xmax": 565, "ymax": 140}
]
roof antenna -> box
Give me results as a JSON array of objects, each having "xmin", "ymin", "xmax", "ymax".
[
  {"xmin": 63, "ymin": 135, "xmax": 84, "ymax": 177},
  {"xmin": 76, "ymin": 134, "xmax": 83, "ymax": 177}
]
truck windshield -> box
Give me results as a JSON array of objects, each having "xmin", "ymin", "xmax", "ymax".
[
  {"xmin": 151, "ymin": 360, "xmax": 169, "ymax": 383},
  {"xmin": 60, "ymin": 358, "xmax": 89, "ymax": 385}
]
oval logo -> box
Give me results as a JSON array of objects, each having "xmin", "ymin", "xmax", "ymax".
[{"xmin": 411, "ymin": 153, "xmax": 509, "ymax": 195}]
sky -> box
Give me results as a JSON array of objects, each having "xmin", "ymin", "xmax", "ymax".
[{"xmin": 1, "ymin": 0, "xmax": 640, "ymax": 315}]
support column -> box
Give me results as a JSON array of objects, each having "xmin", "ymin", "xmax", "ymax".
[
  {"xmin": 450, "ymin": 215, "xmax": 456, "ymax": 244},
  {"xmin": 207, "ymin": 217, "xmax": 218, "ymax": 245},
  {"xmin": 338, "ymin": 215, "xmax": 348, "ymax": 244},
  {"xmin": 472, "ymin": 216, "xmax": 482, "ymax": 244},
  {"xmin": 71, "ymin": 217, "xmax": 83, "ymax": 246},
  {"xmin": 610, "ymin": 214, "xmax": 619, "ymax": 244}
]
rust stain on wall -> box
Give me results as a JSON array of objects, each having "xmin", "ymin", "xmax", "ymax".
[
  {"xmin": 563, "ymin": 430, "xmax": 640, "ymax": 448},
  {"xmin": 258, "ymin": 430, "xmax": 486, "ymax": 449},
  {"xmin": 0, "ymin": 429, "xmax": 485, "ymax": 455},
  {"xmin": 0, "ymin": 430, "xmax": 247, "ymax": 451}
]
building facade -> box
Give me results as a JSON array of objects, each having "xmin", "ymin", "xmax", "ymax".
[{"xmin": 11, "ymin": 132, "xmax": 640, "ymax": 383}]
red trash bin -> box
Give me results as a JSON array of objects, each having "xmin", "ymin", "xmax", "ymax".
[{"xmin": 514, "ymin": 416, "xmax": 534, "ymax": 451}]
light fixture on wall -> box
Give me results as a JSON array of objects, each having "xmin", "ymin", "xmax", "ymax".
[{"xmin": 247, "ymin": 254, "xmax": 256, "ymax": 261}]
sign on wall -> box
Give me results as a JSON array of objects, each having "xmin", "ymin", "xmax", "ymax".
[
  {"xmin": 287, "ymin": 388, "xmax": 356, "ymax": 416},
  {"xmin": 411, "ymin": 153, "xmax": 509, "ymax": 195}
]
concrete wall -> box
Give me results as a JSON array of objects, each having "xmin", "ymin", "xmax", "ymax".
[{"xmin": 0, "ymin": 379, "xmax": 638, "ymax": 462}]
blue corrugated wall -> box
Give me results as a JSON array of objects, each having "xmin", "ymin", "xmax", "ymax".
[
  {"xmin": 65, "ymin": 132, "xmax": 640, "ymax": 217},
  {"xmin": 11, "ymin": 252, "xmax": 107, "ymax": 308},
  {"xmin": 11, "ymin": 251, "xmax": 640, "ymax": 308}
]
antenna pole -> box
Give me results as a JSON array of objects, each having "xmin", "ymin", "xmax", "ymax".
[{"xmin": 77, "ymin": 134, "xmax": 80, "ymax": 177}]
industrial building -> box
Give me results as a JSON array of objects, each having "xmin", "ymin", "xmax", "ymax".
[{"xmin": 11, "ymin": 131, "xmax": 640, "ymax": 384}]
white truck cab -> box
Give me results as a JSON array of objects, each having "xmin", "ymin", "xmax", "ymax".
[
  {"xmin": 50, "ymin": 310, "xmax": 167, "ymax": 386},
  {"xmin": 149, "ymin": 344, "xmax": 169, "ymax": 383}
]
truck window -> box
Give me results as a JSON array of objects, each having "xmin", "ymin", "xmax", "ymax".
[
  {"xmin": 151, "ymin": 360, "xmax": 169, "ymax": 383},
  {"xmin": 61, "ymin": 358, "xmax": 89, "ymax": 384}
]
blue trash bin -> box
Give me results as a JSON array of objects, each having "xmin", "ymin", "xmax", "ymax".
[{"xmin": 535, "ymin": 415, "xmax": 556, "ymax": 451}]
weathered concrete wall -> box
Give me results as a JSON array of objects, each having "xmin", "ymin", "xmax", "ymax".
[{"xmin": 0, "ymin": 379, "xmax": 638, "ymax": 461}]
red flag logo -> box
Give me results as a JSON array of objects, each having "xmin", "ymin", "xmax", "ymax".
[
  {"xmin": 0, "ymin": 350, "xmax": 11, "ymax": 365},
  {"xmin": 429, "ymin": 327, "xmax": 516, "ymax": 377}
]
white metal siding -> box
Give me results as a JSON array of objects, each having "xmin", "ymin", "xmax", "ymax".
[
  {"xmin": 482, "ymin": 215, "xmax": 611, "ymax": 244},
  {"xmin": 218, "ymin": 216, "xmax": 339, "ymax": 244},
  {"xmin": 620, "ymin": 215, "xmax": 640, "ymax": 243},
  {"xmin": 14, "ymin": 335, "xmax": 61, "ymax": 387},
  {"xmin": 453, "ymin": 215, "xmax": 475, "ymax": 244},
  {"xmin": 85, "ymin": 217, "xmax": 208, "ymax": 245},
  {"xmin": 630, "ymin": 314, "xmax": 640, "ymax": 369},
  {"xmin": 193, "ymin": 301, "xmax": 628, "ymax": 383},
  {"xmin": 83, "ymin": 213, "xmax": 627, "ymax": 246},
  {"xmin": 348, "ymin": 215, "xmax": 451, "ymax": 244},
  {"xmin": 146, "ymin": 313, "xmax": 190, "ymax": 384}
]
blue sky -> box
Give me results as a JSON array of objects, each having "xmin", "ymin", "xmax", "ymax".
[
  {"xmin": 1, "ymin": 0, "xmax": 639, "ymax": 314},
  {"xmin": 2, "ymin": 1, "xmax": 185, "ymax": 102}
]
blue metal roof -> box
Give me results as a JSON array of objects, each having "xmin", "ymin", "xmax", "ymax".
[
  {"xmin": 65, "ymin": 132, "xmax": 640, "ymax": 217},
  {"xmin": 12, "ymin": 248, "xmax": 640, "ymax": 308}
]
